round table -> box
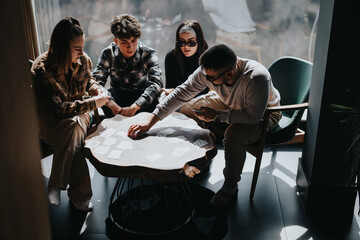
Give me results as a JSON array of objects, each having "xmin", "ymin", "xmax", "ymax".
[{"xmin": 83, "ymin": 112, "xmax": 217, "ymax": 237}]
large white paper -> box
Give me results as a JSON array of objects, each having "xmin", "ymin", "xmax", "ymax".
[{"xmin": 85, "ymin": 112, "xmax": 215, "ymax": 170}]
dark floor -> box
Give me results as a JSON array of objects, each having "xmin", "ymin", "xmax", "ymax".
[{"xmin": 42, "ymin": 143, "xmax": 360, "ymax": 240}]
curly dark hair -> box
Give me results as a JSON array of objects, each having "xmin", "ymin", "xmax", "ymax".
[
  {"xmin": 111, "ymin": 14, "xmax": 141, "ymax": 39},
  {"xmin": 199, "ymin": 44, "xmax": 237, "ymax": 71}
]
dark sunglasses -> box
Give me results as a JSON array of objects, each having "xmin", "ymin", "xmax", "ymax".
[
  {"xmin": 177, "ymin": 40, "xmax": 197, "ymax": 47},
  {"xmin": 201, "ymin": 67, "xmax": 232, "ymax": 82}
]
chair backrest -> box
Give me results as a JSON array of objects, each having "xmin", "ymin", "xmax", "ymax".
[
  {"xmin": 266, "ymin": 56, "xmax": 313, "ymax": 144},
  {"xmin": 269, "ymin": 56, "xmax": 312, "ymax": 108}
]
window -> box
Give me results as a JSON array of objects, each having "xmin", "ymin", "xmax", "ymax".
[{"xmin": 32, "ymin": 0, "xmax": 320, "ymax": 82}]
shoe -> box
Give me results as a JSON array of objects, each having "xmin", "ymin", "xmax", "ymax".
[
  {"xmin": 48, "ymin": 188, "xmax": 61, "ymax": 207},
  {"xmin": 210, "ymin": 189, "xmax": 238, "ymax": 208},
  {"xmin": 71, "ymin": 200, "xmax": 94, "ymax": 212}
]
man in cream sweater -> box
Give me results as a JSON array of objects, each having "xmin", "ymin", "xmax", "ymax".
[{"xmin": 128, "ymin": 44, "xmax": 281, "ymax": 208}]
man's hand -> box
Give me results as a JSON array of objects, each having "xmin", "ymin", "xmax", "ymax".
[
  {"xmin": 193, "ymin": 106, "xmax": 217, "ymax": 122},
  {"xmin": 127, "ymin": 122, "xmax": 151, "ymax": 139},
  {"xmin": 106, "ymin": 100, "xmax": 122, "ymax": 116},
  {"xmin": 162, "ymin": 88, "xmax": 174, "ymax": 96},
  {"xmin": 120, "ymin": 103, "xmax": 141, "ymax": 117},
  {"xmin": 182, "ymin": 164, "xmax": 200, "ymax": 178},
  {"xmin": 128, "ymin": 114, "xmax": 160, "ymax": 139},
  {"xmin": 94, "ymin": 95, "xmax": 110, "ymax": 108}
]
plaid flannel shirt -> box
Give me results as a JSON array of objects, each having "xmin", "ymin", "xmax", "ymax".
[
  {"xmin": 31, "ymin": 52, "xmax": 101, "ymax": 119},
  {"xmin": 93, "ymin": 42, "xmax": 163, "ymax": 108}
]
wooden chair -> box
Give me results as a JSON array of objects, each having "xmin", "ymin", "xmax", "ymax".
[{"xmin": 247, "ymin": 56, "xmax": 313, "ymax": 200}]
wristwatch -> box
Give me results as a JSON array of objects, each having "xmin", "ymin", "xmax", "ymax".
[{"xmin": 214, "ymin": 111, "xmax": 221, "ymax": 123}]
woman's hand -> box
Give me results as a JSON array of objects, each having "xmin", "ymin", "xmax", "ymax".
[
  {"xmin": 120, "ymin": 103, "xmax": 141, "ymax": 117},
  {"xmin": 94, "ymin": 95, "xmax": 110, "ymax": 108},
  {"xmin": 106, "ymin": 100, "xmax": 122, "ymax": 116}
]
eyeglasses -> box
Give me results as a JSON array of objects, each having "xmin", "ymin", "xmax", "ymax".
[
  {"xmin": 201, "ymin": 67, "xmax": 232, "ymax": 82},
  {"xmin": 177, "ymin": 40, "xmax": 197, "ymax": 47}
]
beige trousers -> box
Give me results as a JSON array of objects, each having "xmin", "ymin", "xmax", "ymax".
[
  {"xmin": 38, "ymin": 111, "xmax": 92, "ymax": 203},
  {"xmin": 180, "ymin": 91, "xmax": 281, "ymax": 183}
]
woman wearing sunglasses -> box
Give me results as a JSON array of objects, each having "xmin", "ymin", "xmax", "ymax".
[{"xmin": 163, "ymin": 20, "xmax": 209, "ymax": 97}]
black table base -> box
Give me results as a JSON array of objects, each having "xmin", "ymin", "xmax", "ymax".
[{"xmin": 108, "ymin": 177, "xmax": 195, "ymax": 236}]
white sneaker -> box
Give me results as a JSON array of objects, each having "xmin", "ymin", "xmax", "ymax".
[
  {"xmin": 48, "ymin": 188, "xmax": 61, "ymax": 206},
  {"xmin": 71, "ymin": 200, "xmax": 94, "ymax": 212}
]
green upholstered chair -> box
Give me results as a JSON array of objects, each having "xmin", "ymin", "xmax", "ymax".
[{"xmin": 247, "ymin": 56, "xmax": 313, "ymax": 200}]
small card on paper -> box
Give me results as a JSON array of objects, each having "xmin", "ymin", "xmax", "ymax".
[
  {"xmin": 193, "ymin": 139, "xmax": 208, "ymax": 148},
  {"xmin": 116, "ymin": 141, "xmax": 133, "ymax": 150},
  {"xmin": 102, "ymin": 137, "xmax": 117, "ymax": 146},
  {"xmin": 85, "ymin": 139, "xmax": 101, "ymax": 148},
  {"xmin": 157, "ymin": 128, "xmax": 176, "ymax": 137},
  {"xmin": 100, "ymin": 128, "xmax": 117, "ymax": 137},
  {"xmin": 167, "ymin": 135, "xmax": 186, "ymax": 143},
  {"xmin": 116, "ymin": 130, "xmax": 128, "ymax": 138},
  {"xmin": 147, "ymin": 152, "xmax": 163, "ymax": 162},
  {"xmin": 92, "ymin": 145, "xmax": 110, "ymax": 155},
  {"xmin": 172, "ymin": 146, "xmax": 191, "ymax": 157},
  {"xmin": 107, "ymin": 150, "xmax": 122, "ymax": 159}
]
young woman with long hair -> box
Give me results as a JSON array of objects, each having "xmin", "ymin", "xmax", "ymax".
[{"xmin": 32, "ymin": 16, "xmax": 109, "ymax": 211}]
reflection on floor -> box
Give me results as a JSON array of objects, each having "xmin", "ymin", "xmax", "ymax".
[{"xmin": 42, "ymin": 143, "xmax": 360, "ymax": 240}]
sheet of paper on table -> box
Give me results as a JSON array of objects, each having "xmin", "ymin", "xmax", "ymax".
[{"xmin": 85, "ymin": 112, "xmax": 215, "ymax": 170}]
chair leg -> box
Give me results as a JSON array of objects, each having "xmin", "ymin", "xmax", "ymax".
[{"xmin": 250, "ymin": 154, "xmax": 263, "ymax": 200}]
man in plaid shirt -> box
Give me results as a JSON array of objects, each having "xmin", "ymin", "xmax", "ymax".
[{"xmin": 93, "ymin": 14, "xmax": 163, "ymax": 118}]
